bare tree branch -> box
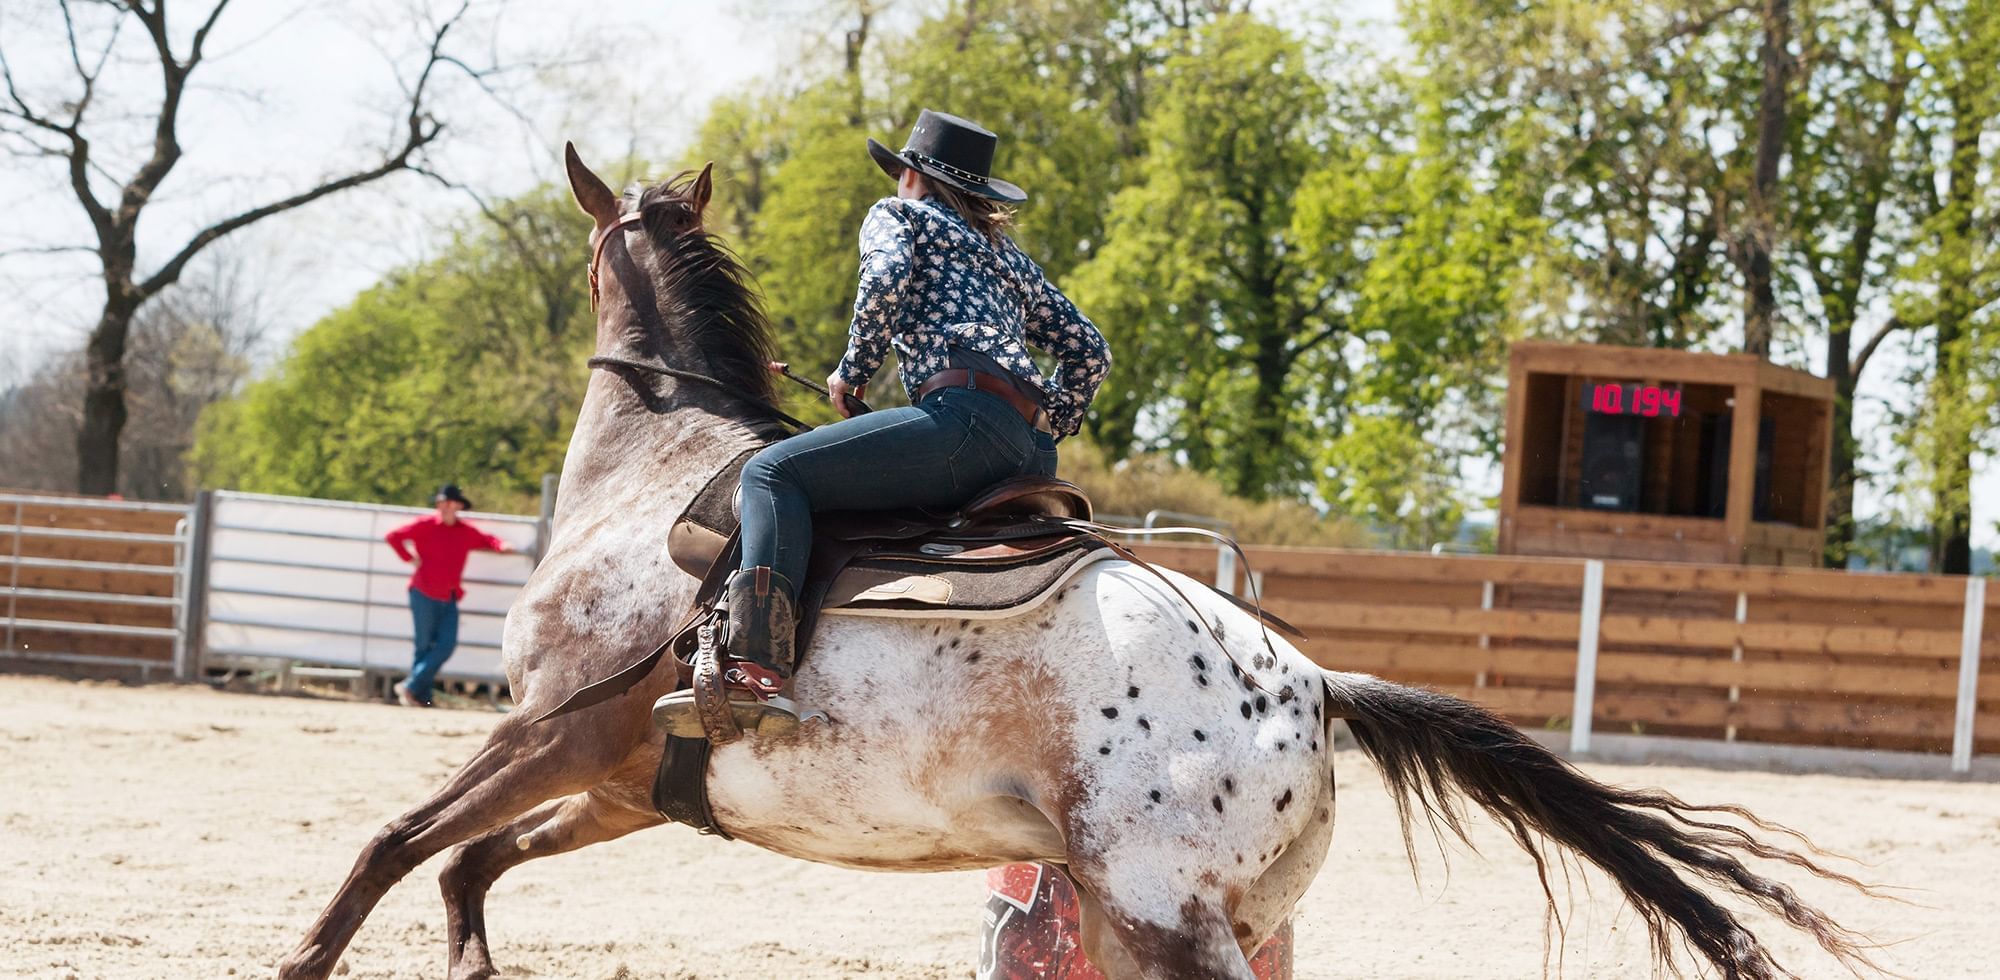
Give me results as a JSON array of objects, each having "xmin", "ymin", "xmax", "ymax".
[
  {"xmin": 1853, "ymin": 316, "xmax": 1913, "ymax": 380},
  {"xmin": 0, "ymin": 244, "xmax": 100, "ymax": 258},
  {"xmin": 6, "ymin": 0, "xmax": 533, "ymax": 493},
  {"xmin": 188, "ymin": 0, "xmax": 233, "ymax": 65},
  {"xmin": 136, "ymin": 1, "xmax": 470, "ymax": 298},
  {"xmin": 0, "ymin": 40, "xmax": 115, "ymax": 241},
  {"xmin": 115, "ymin": 0, "xmax": 216, "ymax": 233},
  {"xmin": 410, "ymin": 164, "xmax": 579, "ymax": 340}
]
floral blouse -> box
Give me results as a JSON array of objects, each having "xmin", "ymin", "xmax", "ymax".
[{"xmin": 832, "ymin": 195, "xmax": 1111, "ymax": 439}]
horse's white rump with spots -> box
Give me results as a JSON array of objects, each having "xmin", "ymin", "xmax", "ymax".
[{"xmin": 707, "ymin": 560, "xmax": 1335, "ymax": 962}]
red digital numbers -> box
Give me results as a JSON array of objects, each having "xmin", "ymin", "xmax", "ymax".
[
  {"xmin": 1592, "ymin": 384, "xmax": 1621, "ymax": 413},
  {"xmin": 1585, "ymin": 383, "xmax": 1682, "ymax": 418}
]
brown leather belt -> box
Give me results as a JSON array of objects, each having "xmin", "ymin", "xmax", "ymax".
[{"xmin": 916, "ymin": 368, "xmax": 1053, "ymax": 434}]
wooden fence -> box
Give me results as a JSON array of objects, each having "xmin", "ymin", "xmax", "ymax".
[
  {"xmin": 1129, "ymin": 542, "xmax": 1997, "ymax": 771},
  {"xmin": 1, "ymin": 490, "xmax": 192, "ymax": 679},
  {"xmin": 7, "ymin": 485, "xmax": 1992, "ymax": 771}
]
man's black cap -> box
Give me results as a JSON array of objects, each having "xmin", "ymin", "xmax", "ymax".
[{"xmin": 435, "ymin": 483, "xmax": 474, "ymax": 509}]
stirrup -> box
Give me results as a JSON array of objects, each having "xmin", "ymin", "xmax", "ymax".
[
  {"xmin": 652, "ymin": 685, "xmax": 823, "ymax": 739},
  {"xmin": 652, "ymin": 617, "xmax": 824, "ymax": 740}
]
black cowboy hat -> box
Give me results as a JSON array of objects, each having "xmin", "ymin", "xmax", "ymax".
[
  {"xmin": 866, "ymin": 109, "xmax": 1027, "ymax": 204},
  {"xmin": 435, "ymin": 483, "xmax": 474, "ymax": 510}
]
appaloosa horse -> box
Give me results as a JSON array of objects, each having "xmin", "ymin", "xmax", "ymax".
[{"xmin": 277, "ymin": 147, "xmax": 1877, "ymax": 980}]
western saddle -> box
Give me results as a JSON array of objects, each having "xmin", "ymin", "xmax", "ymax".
[{"xmin": 667, "ymin": 446, "xmax": 1109, "ymax": 633}]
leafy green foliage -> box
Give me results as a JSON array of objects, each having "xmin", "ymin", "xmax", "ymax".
[
  {"xmin": 1068, "ymin": 16, "xmax": 1339, "ymax": 498},
  {"xmin": 192, "ymin": 188, "xmax": 594, "ymax": 512}
]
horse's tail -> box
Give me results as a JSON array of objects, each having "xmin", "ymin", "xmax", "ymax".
[{"xmin": 1319, "ymin": 669, "xmax": 1883, "ymax": 980}]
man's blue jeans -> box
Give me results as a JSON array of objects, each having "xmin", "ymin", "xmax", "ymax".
[
  {"xmin": 737, "ymin": 384, "xmax": 1059, "ymax": 598},
  {"xmin": 406, "ymin": 588, "xmax": 460, "ymax": 704}
]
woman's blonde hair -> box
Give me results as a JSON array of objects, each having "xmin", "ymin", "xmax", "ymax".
[{"xmin": 914, "ymin": 171, "xmax": 1015, "ymax": 244}]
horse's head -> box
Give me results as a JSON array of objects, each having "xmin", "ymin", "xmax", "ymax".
[{"xmin": 563, "ymin": 142, "xmax": 778, "ymax": 409}]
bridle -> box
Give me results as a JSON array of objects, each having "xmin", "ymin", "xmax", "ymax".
[
  {"xmin": 586, "ymin": 210, "xmax": 649, "ymax": 314},
  {"xmin": 582, "ymin": 207, "xmax": 866, "ymax": 431}
]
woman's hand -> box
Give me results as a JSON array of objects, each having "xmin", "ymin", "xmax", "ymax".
[{"xmin": 827, "ymin": 374, "xmax": 866, "ymax": 419}]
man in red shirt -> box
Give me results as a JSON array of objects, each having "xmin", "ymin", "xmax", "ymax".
[{"xmin": 383, "ymin": 484, "xmax": 512, "ymax": 707}]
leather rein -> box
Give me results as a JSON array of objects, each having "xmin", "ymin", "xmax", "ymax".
[{"xmin": 585, "ymin": 209, "xmax": 867, "ymax": 430}]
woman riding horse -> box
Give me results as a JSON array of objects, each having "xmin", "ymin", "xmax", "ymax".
[{"xmin": 654, "ymin": 109, "xmax": 1112, "ymax": 736}]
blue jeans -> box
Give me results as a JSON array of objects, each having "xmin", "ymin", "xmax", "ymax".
[
  {"xmin": 405, "ymin": 588, "xmax": 460, "ymax": 704},
  {"xmin": 737, "ymin": 384, "xmax": 1059, "ymax": 598}
]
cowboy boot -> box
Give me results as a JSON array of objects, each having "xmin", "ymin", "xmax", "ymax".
[
  {"xmin": 653, "ymin": 566, "xmax": 813, "ymax": 739},
  {"xmin": 724, "ymin": 565, "xmax": 797, "ymax": 679}
]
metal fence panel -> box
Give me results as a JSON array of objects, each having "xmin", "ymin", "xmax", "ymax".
[
  {"xmin": 1, "ymin": 491, "xmax": 190, "ymax": 676},
  {"xmin": 202, "ymin": 491, "xmax": 537, "ymax": 684}
]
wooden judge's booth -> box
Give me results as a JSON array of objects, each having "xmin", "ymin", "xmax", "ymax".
[{"xmin": 1499, "ymin": 342, "xmax": 1834, "ymax": 566}]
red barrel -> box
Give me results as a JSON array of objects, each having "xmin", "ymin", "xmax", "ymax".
[{"xmin": 978, "ymin": 863, "xmax": 1294, "ymax": 978}]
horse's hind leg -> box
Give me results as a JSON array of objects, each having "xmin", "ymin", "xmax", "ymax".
[
  {"xmin": 277, "ymin": 713, "xmax": 632, "ymax": 980},
  {"xmin": 441, "ymin": 778, "xmax": 664, "ymax": 980},
  {"xmin": 1066, "ymin": 862, "xmax": 1257, "ymax": 980},
  {"xmin": 1068, "ymin": 875, "xmax": 1141, "ymax": 980},
  {"xmin": 1229, "ymin": 780, "xmax": 1334, "ymax": 955}
]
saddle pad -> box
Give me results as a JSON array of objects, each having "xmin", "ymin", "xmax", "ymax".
[
  {"xmin": 668, "ymin": 444, "xmax": 765, "ymax": 578},
  {"xmin": 823, "ymin": 542, "xmax": 1116, "ymax": 619}
]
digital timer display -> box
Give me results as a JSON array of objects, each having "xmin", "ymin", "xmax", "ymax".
[{"xmin": 1580, "ymin": 382, "xmax": 1682, "ymax": 418}]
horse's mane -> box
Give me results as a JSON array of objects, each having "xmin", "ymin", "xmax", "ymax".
[{"xmin": 622, "ymin": 171, "xmax": 779, "ymax": 408}]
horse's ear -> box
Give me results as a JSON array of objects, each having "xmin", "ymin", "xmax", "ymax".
[
  {"xmin": 691, "ymin": 161, "xmax": 715, "ymax": 214},
  {"xmin": 565, "ymin": 141, "xmax": 618, "ymax": 228}
]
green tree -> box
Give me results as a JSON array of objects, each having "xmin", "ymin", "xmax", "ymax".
[
  {"xmin": 1790, "ymin": 0, "xmax": 1925, "ymax": 565},
  {"xmin": 192, "ymin": 188, "xmax": 593, "ymax": 511},
  {"xmin": 884, "ymin": 6, "xmax": 1124, "ymax": 280},
  {"xmin": 705, "ymin": 0, "xmax": 1152, "ymax": 424},
  {"xmin": 1320, "ymin": 413, "xmax": 1465, "ymax": 550},
  {"xmin": 1798, "ymin": 0, "xmax": 1997, "ymax": 572},
  {"xmin": 1069, "ymin": 15, "xmax": 1339, "ymax": 498},
  {"xmin": 735, "ymin": 79, "xmax": 886, "ymax": 419},
  {"xmin": 1895, "ymin": 0, "xmax": 2000, "ymax": 573}
]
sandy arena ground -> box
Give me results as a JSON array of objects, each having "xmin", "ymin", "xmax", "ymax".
[{"xmin": 2, "ymin": 674, "xmax": 1996, "ymax": 979}]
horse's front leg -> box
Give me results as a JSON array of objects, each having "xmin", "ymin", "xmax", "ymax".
[
  {"xmin": 276, "ymin": 708, "xmax": 642, "ymax": 980},
  {"xmin": 439, "ymin": 759, "xmax": 664, "ymax": 980}
]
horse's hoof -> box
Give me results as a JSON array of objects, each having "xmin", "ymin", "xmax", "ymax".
[{"xmin": 276, "ymin": 946, "xmax": 334, "ymax": 980}]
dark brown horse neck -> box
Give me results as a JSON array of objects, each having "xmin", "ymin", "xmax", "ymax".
[{"xmin": 550, "ymin": 178, "xmax": 788, "ymax": 530}]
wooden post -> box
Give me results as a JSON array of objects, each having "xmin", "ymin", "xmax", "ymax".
[
  {"xmin": 4, "ymin": 500, "xmax": 20, "ymax": 656},
  {"xmin": 1498, "ymin": 356, "xmax": 1529, "ymax": 554},
  {"xmin": 1953, "ymin": 577, "xmax": 1987, "ymax": 774},
  {"xmin": 1723, "ymin": 384, "xmax": 1763, "ymax": 564},
  {"xmin": 1811, "ymin": 398, "xmax": 1833, "ymax": 545},
  {"xmin": 1570, "ymin": 560, "xmax": 1605, "ymax": 754}
]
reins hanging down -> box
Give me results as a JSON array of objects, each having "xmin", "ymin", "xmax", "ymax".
[{"xmin": 1052, "ymin": 517, "xmax": 1305, "ymax": 702}]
